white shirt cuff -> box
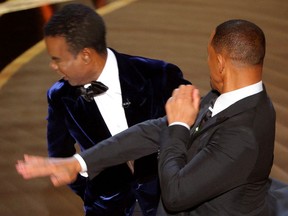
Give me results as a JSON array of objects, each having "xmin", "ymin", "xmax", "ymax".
[
  {"xmin": 73, "ymin": 154, "xmax": 88, "ymax": 177},
  {"xmin": 169, "ymin": 122, "xmax": 190, "ymax": 130}
]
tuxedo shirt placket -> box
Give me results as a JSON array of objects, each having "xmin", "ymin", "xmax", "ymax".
[{"xmin": 92, "ymin": 49, "xmax": 135, "ymax": 173}]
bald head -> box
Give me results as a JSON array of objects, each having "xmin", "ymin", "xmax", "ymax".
[{"xmin": 211, "ymin": 19, "xmax": 266, "ymax": 66}]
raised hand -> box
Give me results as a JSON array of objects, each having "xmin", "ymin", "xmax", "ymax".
[{"xmin": 165, "ymin": 85, "xmax": 200, "ymax": 127}]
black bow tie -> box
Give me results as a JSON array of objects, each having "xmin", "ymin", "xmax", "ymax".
[{"xmin": 77, "ymin": 81, "xmax": 108, "ymax": 102}]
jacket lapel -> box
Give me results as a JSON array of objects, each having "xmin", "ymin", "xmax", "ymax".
[
  {"xmin": 113, "ymin": 50, "xmax": 152, "ymax": 126},
  {"xmin": 62, "ymin": 91, "xmax": 110, "ymax": 146},
  {"xmin": 191, "ymin": 88, "xmax": 266, "ymax": 139},
  {"xmin": 190, "ymin": 90, "xmax": 219, "ymax": 136},
  {"xmin": 190, "ymin": 103, "xmax": 211, "ymax": 135}
]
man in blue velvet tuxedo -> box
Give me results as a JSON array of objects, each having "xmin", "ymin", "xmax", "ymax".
[{"xmin": 41, "ymin": 3, "xmax": 190, "ymax": 216}]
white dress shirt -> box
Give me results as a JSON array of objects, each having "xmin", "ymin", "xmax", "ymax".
[
  {"xmin": 211, "ymin": 81, "xmax": 263, "ymax": 117},
  {"xmin": 75, "ymin": 48, "xmax": 129, "ymax": 175},
  {"xmin": 93, "ymin": 48, "xmax": 128, "ymax": 135}
]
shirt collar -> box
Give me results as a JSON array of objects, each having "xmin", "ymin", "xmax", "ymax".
[
  {"xmin": 212, "ymin": 81, "xmax": 263, "ymax": 117},
  {"xmin": 96, "ymin": 48, "xmax": 120, "ymax": 93}
]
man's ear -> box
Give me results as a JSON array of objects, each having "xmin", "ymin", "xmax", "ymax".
[
  {"xmin": 217, "ymin": 54, "xmax": 225, "ymax": 74},
  {"xmin": 81, "ymin": 48, "xmax": 92, "ymax": 64}
]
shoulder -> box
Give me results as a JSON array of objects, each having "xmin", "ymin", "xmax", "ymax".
[
  {"xmin": 47, "ymin": 79, "xmax": 71, "ymax": 100},
  {"xmin": 112, "ymin": 48, "xmax": 182, "ymax": 74}
]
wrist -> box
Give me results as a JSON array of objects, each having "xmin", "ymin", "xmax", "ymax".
[
  {"xmin": 73, "ymin": 154, "xmax": 88, "ymax": 177},
  {"xmin": 169, "ymin": 122, "xmax": 190, "ymax": 130}
]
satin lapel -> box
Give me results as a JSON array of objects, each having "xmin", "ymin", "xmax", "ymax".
[
  {"xmin": 62, "ymin": 95, "xmax": 107, "ymax": 146},
  {"xmin": 57, "ymin": 82, "xmax": 95, "ymax": 137}
]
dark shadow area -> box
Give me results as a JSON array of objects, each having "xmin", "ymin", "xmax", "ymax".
[
  {"xmin": 0, "ymin": 7, "xmax": 51, "ymax": 71},
  {"xmin": 0, "ymin": 0, "xmax": 106, "ymax": 71}
]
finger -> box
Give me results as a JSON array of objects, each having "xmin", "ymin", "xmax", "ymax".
[
  {"xmin": 171, "ymin": 87, "xmax": 179, "ymax": 97},
  {"xmin": 175, "ymin": 85, "xmax": 194, "ymax": 96},
  {"xmin": 16, "ymin": 162, "xmax": 35, "ymax": 179},
  {"xmin": 51, "ymin": 175, "xmax": 63, "ymax": 187},
  {"xmin": 192, "ymin": 88, "xmax": 201, "ymax": 109},
  {"xmin": 24, "ymin": 154, "xmax": 46, "ymax": 163},
  {"xmin": 16, "ymin": 159, "xmax": 53, "ymax": 179},
  {"xmin": 16, "ymin": 161, "xmax": 27, "ymax": 176}
]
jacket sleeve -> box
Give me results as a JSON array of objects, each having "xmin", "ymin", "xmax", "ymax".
[
  {"xmin": 80, "ymin": 117, "xmax": 167, "ymax": 180},
  {"xmin": 158, "ymin": 62, "xmax": 191, "ymax": 101},
  {"xmin": 158, "ymin": 124, "xmax": 259, "ymax": 212},
  {"xmin": 46, "ymin": 85, "xmax": 87, "ymax": 199}
]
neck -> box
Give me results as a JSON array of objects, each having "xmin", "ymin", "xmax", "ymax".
[
  {"xmin": 222, "ymin": 66, "xmax": 262, "ymax": 93},
  {"xmin": 90, "ymin": 51, "xmax": 108, "ymax": 81}
]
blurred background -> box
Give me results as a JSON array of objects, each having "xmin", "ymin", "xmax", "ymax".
[
  {"xmin": 0, "ymin": 0, "xmax": 287, "ymax": 215},
  {"xmin": 0, "ymin": 0, "xmax": 109, "ymax": 71}
]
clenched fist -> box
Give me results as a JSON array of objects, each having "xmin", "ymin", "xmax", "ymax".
[{"xmin": 165, "ymin": 85, "xmax": 200, "ymax": 127}]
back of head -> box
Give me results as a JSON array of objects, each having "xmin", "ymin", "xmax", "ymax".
[
  {"xmin": 44, "ymin": 4, "xmax": 107, "ymax": 56},
  {"xmin": 211, "ymin": 19, "xmax": 266, "ymax": 66}
]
